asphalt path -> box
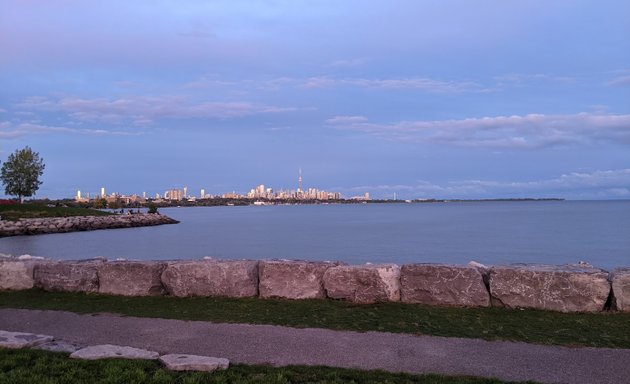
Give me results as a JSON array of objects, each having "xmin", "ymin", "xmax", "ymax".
[{"xmin": 1, "ymin": 308, "xmax": 629, "ymax": 384}]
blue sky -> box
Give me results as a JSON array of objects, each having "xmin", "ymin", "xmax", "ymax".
[{"xmin": 1, "ymin": 0, "xmax": 629, "ymax": 199}]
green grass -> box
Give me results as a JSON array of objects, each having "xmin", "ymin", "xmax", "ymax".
[
  {"xmin": 1, "ymin": 290, "xmax": 629, "ymax": 349},
  {"xmin": 0, "ymin": 204, "xmax": 112, "ymax": 220},
  {"xmin": 0, "ymin": 348, "xmax": 531, "ymax": 384}
]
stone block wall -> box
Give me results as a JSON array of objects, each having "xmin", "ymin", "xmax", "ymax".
[{"xmin": 0, "ymin": 256, "xmax": 627, "ymax": 313}]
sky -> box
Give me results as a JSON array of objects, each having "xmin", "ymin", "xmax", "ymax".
[{"xmin": 1, "ymin": 0, "xmax": 629, "ymax": 200}]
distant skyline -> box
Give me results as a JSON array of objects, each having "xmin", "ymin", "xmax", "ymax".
[{"xmin": 1, "ymin": 1, "xmax": 629, "ymax": 200}]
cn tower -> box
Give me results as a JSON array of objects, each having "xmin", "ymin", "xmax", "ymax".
[{"xmin": 298, "ymin": 168, "xmax": 303, "ymax": 193}]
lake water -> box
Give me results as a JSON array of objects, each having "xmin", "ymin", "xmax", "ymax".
[{"xmin": 1, "ymin": 201, "xmax": 629, "ymax": 270}]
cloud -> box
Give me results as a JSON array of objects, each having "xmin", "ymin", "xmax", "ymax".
[
  {"xmin": 341, "ymin": 169, "xmax": 630, "ymax": 199},
  {"xmin": 326, "ymin": 112, "xmax": 630, "ymax": 149},
  {"xmin": 15, "ymin": 95, "xmax": 300, "ymax": 125},
  {"xmin": 607, "ymin": 75, "xmax": 630, "ymax": 86},
  {"xmin": 494, "ymin": 73, "xmax": 575, "ymax": 85},
  {"xmin": 303, "ymin": 76, "xmax": 484, "ymax": 93},
  {"xmin": 325, "ymin": 115, "xmax": 368, "ymax": 124},
  {"xmin": 0, "ymin": 121, "xmax": 138, "ymax": 139},
  {"xmin": 328, "ymin": 58, "xmax": 370, "ymax": 68}
]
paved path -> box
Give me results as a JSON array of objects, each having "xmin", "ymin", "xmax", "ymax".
[{"xmin": 1, "ymin": 309, "xmax": 629, "ymax": 384}]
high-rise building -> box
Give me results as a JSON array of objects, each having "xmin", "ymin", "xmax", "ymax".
[
  {"xmin": 184, "ymin": 186, "xmax": 188, "ymax": 198},
  {"xmin": 100, "ymin": 187, "xmax": 106, "ymax": 198},
  {"xmin": 298, "ymin": 168, "xmax": 303, "ymax": 193},
  {"xmin": 76, "ymin": 190, "xmax": 81, "ymax": 200},
  {"xmin": 200, "ymin": 189, "xmax": 205, "ymax": 198}
]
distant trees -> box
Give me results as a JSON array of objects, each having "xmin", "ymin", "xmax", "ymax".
[
  {"xmin": 0, "ymin": 147, "xmax": 45, "ymax": 204},
  {"xmin": 91, "ymin": 198, "xmax": 108, "ymax": 209}
]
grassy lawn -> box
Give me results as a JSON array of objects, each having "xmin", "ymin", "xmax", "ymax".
[
  {"xmin": 1, "ymin": 290, "xmax": 629, "ymax": 349},
  {"xmin": 0, "ymin": 204, "xmax": 112, "ymax": 221},
  {"xmin": 0, "ymin": 348, "xmax": 532, "ymax": 384}
]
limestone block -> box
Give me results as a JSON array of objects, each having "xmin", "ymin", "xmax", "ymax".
[
  {"xmin": 488, "ymin": 264, "xmax": 611, "ymax": 312},
  {"xmin": 70, "ymin": 344, "xmax": 159, "ymax": 360},
  {"xmin": 98, "ymin": 261, "xmax": 166, "ymax": 296},
  {"xmin": 259, "ymin": 260, "xmax": 340, "ymax": 299},
  {"xmin": 0, "ymin": 330, "xmax": 54, "ymax": 349},
  {"xmin": 161, "ymin": 260, "xmax": 259, "ymax": 298},
  {"xmin": 612, "ymin": 267, "xmax": 630, "ymax": 312},
  {"xmin": 34, "ymin": 259, "xmax": 104, "ymax": 293},
  {"xmin": 400, "ymin": 264, "xmax": 490, "ymax": 307},
  {"xmin": 0, "ymin": 260, "xmax": 36, "ymax": 290},
  {"xmin": 159, "ymin": 354, "xmax": 229, "ymax": 372},
  {"xmin": 323, "ymin": 264, "xmax": 400, "ymax": 303}
]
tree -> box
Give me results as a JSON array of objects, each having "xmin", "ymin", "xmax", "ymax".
[{"xmin": 0, "ymin": 147, "xmax": 45, "ymax": 204}]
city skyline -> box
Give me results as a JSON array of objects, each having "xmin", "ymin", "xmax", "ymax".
[
  {"xmin": 1, "ymin": 1, "xmax": 629, "ymax": 200},
  {"xmin": 72, "ymin": 169, "xmax": 349, "ymax": 202}
]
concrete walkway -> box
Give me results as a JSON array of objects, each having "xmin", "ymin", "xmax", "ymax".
[{"xmin": 1, "ymin": 308, "xmax": 628, "ymax": 384}]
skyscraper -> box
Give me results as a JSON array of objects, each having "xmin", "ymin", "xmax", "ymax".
[
  {"xmin": 298, "ymin": 168, "xmax": 303, "ymax": 193},
  {"xmin": 101, "ymin": 187, "xmax": 106, "ymax": 198}
]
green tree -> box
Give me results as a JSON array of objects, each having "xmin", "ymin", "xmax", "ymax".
[{"xmin": 0, "ymin": 147, "xmax": 45, "ymax": 204}]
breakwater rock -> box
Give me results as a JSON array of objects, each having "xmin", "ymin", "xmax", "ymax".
[
  {"xmin": 1, "ymin": 256, "xmax": 628, "ymax": 313},
  {"xmin": 0, "ymin": 213, "xmax": 179, "ymax": 237},
  {"xmin": 488, "ymin": 264, "xmax": 611, "ymax": 313}
]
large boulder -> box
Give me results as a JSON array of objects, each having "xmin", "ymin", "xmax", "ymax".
[
  {"xmin": 400, "ymin": 264, "xmax": 490, "ymax": 307},
  {"xmin": 611, "ymin": 268, "xmax": 630, "ymax": 312},
  {"xmin": 98, "ymin": 261, "xmax": 166, "ymax": 296},
  {"xmin": 259, "ymin": 260, "xmax": 340, "ymax": 299},
  {"xmin": 323, "ymin": 264, "xmax": 400, "ymax": 303},
  {"xmin": 161, "ymin": 260, "xmax": 259, "ymax": 298},
  {"xmin": 34, "ymin": 259, "xmax": 104, "ymax": 293},
  {"xmin": 488, "ymin": 264, "xmax": 611, "ymax": 313},
  {"xmin": 0, "ymin": 260, "xmax": 36, "ymax": 290}
]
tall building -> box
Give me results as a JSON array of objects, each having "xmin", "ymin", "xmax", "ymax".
[
  {"xmin": 76, "ymin": 190, "xmax": 81, "ymax": 200},
  {"xmin": 165, "ymin": 189, "xmax": 184, "ymax": 200},
  {"xmin": 200, "ymin": 189, "xmax": 205, "ymax": 198},
  {"xmin": 100, "ymin": 187, "xmax": 106, "ymax": 198},
  {"xmin": 183, "ymin": 186, "xmax": 188, "ymax": 198},
  {"xmin": 298, "ymin": 168, "xmax": 303, "ymax": 193}
]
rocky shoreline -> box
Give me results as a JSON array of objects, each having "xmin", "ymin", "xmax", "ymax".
[
  {"xmin": 0, "ymin": 257, "xmax": 628, "ymax": 313},
  {"xmin": 0, "ymin": 213, "xmax": 179, "ymax": 237}
]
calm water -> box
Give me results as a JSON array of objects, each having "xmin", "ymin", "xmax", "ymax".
[{"xmin": 1, "ymin": 201, "xmax": 629, "ymax": 270}]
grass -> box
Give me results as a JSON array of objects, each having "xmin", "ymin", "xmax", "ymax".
[
  {"xmin": 1, "ymin": 290, "xmax": 629, "ymax": 349},
  {"xmin": 0, "ymin": 348, "xmax": 532, "ymax": 384},
  {"xmin": 0, "ymin": 204, "xmax": 112, "ymax": 221}
]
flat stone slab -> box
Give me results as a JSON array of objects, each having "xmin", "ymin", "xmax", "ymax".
[
  {"xmin": 0, "ymin": 330, "xmax": 53, "ymax": 349},
  {"xmin": 70, "ymin": 344, "xmax": 159, "ymax": 360},
  {"xmin": 159, "ymin": 354, "xmax": 230, "ymax": 372},
  {"xmin": 34, "ymin": 340, "xmax": 82, "ymax": 353}
]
